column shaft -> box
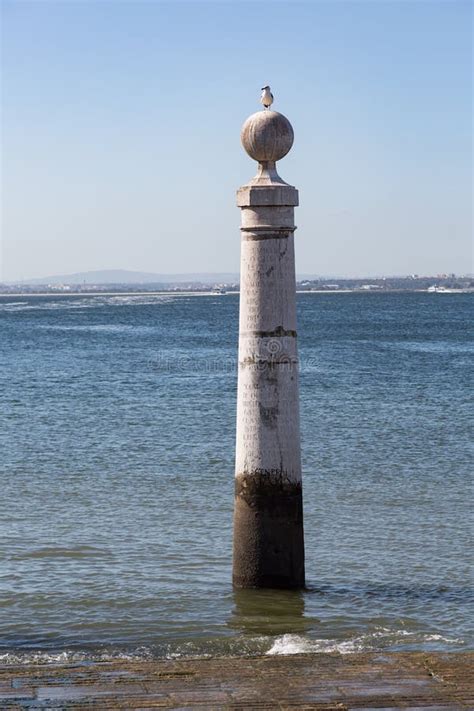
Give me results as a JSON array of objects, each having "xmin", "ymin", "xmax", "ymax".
[{"xmin": 233, "ymin": 185, "xmax": 305, "ymax": 589}]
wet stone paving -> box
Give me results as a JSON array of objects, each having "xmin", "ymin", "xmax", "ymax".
[{"xmin": 0, "ymin": 651, "xmax": 472, "ymax": 709}]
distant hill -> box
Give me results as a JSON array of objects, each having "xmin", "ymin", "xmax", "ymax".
[{"xmin": 12, "ymin": 270, "xmax": 240, "ymax": 285}]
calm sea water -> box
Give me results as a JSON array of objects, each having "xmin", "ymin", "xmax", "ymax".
[{"xmin": 0, "ymin": 292, "xmax": 472, "ymax": 663}]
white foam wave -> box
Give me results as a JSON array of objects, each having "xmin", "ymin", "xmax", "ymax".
[
  {"xmin": 0, "ymin": 294, "xmax": 181, "ymax": 312},
  {"xmin": 0, "ymin": 631, "xmax": 464, "ymax": 665},
  {"xmin": 267, "ymin": 634, "xmax": 360, "ymax": 655},
  {"xmin": 0, "ymin": 647, "xmax": 154, "ymax": 666},
  {"xmin": 423, "ymin": 633, "xmax": 463, "ymax": 642},
  {"xmin": 266, "ymin": 629, "xmax": 464, "ymax": 656}
]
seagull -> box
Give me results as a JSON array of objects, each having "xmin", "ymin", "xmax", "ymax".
[{"xmin": 260, "ymin": 85, "xmax": 274, "ymax": 109}]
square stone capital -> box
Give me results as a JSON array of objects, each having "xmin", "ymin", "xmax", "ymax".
[{"xmin": 237, "ymin": 185, "xmax": 299, "ymax": 208}]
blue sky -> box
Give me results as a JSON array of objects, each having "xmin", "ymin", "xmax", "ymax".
[{"xmin": 2, "ymin": 0, "xmax": 472, "ymax": 280}]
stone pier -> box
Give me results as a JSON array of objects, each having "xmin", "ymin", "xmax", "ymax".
[
  {"xmin": 1, "ymin": 652, "xmax": 472, "ymax": 707},
  {"xmin": 232, "ymin": 104, "xmax": 305, "ymax": 589}
]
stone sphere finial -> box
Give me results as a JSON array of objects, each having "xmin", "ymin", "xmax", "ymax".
[{"xmin": 241, "ymin": 110, "xmax": 294, "ymax": 163}]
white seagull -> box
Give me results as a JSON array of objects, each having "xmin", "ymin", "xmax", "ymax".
[{"xmin": 260, "ymin": 85, "xmax": 274, "ymax": 109}]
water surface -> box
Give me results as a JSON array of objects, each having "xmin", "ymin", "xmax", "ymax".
[{"xmin": 0, "ymin": 292, "xmax": 472, "ymax": 662}]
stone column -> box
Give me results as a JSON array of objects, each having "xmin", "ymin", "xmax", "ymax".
[{"xmin": 232, "ymin": 107, "xmax": 305, "ymax": 589}]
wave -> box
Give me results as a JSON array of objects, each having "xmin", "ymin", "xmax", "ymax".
[
  {"xmin": 267, "ymin": 629, "xmax": 465, "ymax": 656},
  {"xmin": 37, "ymin": 324, "xmax": 156, "ymax": 333},
  {"xmin": 0, "ymin": 628, "xmax": 464, "ymax": 666},
  {"xmin": 10, "ymin": 545, "xmax": 110, "ymax": 561},
  {"xmin": 0, "ymin": 294, "xmax": 181, "ymax": 312},
  {"xmin": 0, "ymin": 647, "xmax": 154, "ymax": 666},
  {"xmin": 385, "ymin": 341, "xmax": 474, "ymax": 355}
]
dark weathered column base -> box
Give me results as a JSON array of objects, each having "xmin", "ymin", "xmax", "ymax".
[{"xmin": 232, "ymin": 473, "xmax": 305, "ymax": 589}]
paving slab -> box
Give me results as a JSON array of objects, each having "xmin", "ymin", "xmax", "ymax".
[{"xmin": 0, "ymin": 652, "xmax": 471, "ymax": 709}]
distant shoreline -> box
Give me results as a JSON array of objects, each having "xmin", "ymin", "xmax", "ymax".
[
  {"xmin": 0, "ymin": 289, "xmax": 473, "ymax": 298},
  {"xmin": 0, "ymin": 291, "xmax": 233, "ymax": 298}
]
